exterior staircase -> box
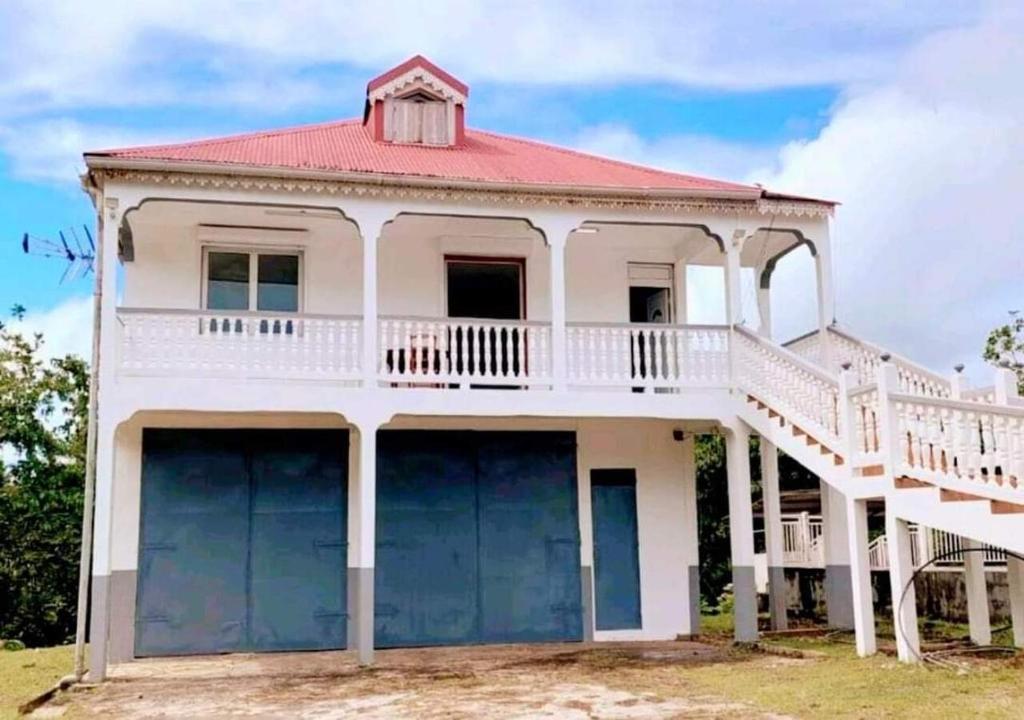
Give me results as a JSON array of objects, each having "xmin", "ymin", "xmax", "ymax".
[{"xmin": 734, "ymin": 325, "xmax": 1024, "ymax": 556}]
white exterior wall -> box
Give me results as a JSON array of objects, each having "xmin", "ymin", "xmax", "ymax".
[{"xmin": 123, "ymin": 219, "xmax": 363, "ymax": 315}]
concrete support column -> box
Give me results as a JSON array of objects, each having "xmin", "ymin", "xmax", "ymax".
[
  {"xmin": 85, "ymin": 198, "xmax": 122, "ymax": 684},
  {"xmin": 846, "ymin": 496, "xmax": 877, "ymax": 656},
  {"xmin": 348, "ymin": 208, "xmax": 393, "ymax": 389},
  {"xmin": 759, "ymin": 439, "xmax": 787, "ymax": 631},
  {"xmin": 813, "ymin": 230, "xmax": 834, "ymax": 368},
  {"xmin": 726, "ymin": 425, "xmax": 758, "ymax": 643},
  {"xmin": 886, "ymin": 512, "xmax": 921, "ymax": 662},
  {"xmin": 962, "ymin": 538, "xmax": 992, "ymax": 646},
  {"xmin": 1007, "ymin": 556, "xmax": 1024, "ymax": 648},
  {"xmin": 821, "ymin": 482, "xmax": 854, "ymax": 629},
  {"xmin": 549, "ymin": 231, "xmax": 568, "ymax": 391},
  {"xmin": 575, "ymin": 435, "xmax": 595, "ymax": 642},
  {"xmin": 680, "ymin": 434, "xmax": 701, "ymax": 636},
  {"xmin": 350, "ymin": 422, "xmax": 379, "ymax": 665}
]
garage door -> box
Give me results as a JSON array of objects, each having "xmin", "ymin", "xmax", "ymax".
[
  {"xmin": 375, "ymin": 431, "xmax": 582, "ymax": 647},
  {"xmin": 135, "ymin": 429, "xmax": 348, "ymax": 657}
]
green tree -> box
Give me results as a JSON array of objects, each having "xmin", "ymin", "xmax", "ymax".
[
  {"xmin": 0, "ymin": 317, "xmax": 88, "ymax": 647},
  {"xmin": 983, "ymin": 311, "xmax": 1024, "ymax": 393}
]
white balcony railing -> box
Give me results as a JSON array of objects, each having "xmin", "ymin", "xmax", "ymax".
[
  {"xmin": 117, "ymin": 308, "xmax": 363, "ymax": 381},
  {"xmin": 378, "ymin": 316, "xmax": 553, "ymax": 387},
  {"xmin": 566, "ymin": 323, "xmax": 730, "ymax": 389}
]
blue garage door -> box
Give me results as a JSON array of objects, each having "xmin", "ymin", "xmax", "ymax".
[
  {"xmin": 591, "ymin": 469, "xmax": 642, "ymax": 630},
  {"xmin": 135, "ymin": 429, "xmax": 348, "ymax": 657},
  {"xmin": 375, "ymin": 431, "xmax": 582, "ymax": 647}
]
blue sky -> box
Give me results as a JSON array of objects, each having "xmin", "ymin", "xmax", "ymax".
[{"xmin": 1, "ymin": 2, "xmax": 1021, "ymax": 379}]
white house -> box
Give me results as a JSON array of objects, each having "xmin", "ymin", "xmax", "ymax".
[{"xmin": 79, "ymin": 56, "xmax": 1024, "ymax": 680}]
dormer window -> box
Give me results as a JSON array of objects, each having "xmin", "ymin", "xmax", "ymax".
[
  {"xmin": 388, "ymin": 91, "xmax": 449, "ymax": 145},
  {"xmin": 365, "ymin": 55, "xmax": 469, "ymax": 147}
]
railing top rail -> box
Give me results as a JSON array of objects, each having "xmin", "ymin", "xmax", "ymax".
[
  {"xmin": 118, "ymin": 307, "xmax": 361, "ymax": 322},
  {"xmin": 380, "ymin": 314, "xmax": 550, "ymax": 328},
  {"xmin": 735, "ymin": 326, "xmax": 839, "ymax": 387},
  {"xmin": 889, "ymin": 391, "xmax": 1024, "ymax": 419},
  {"xmin": 566, "ymin": 321, "xmax": 730, "ymax": 331},
  {"xmin": 848, "ymin": 382, "xmax": 878, "ymax": 398},
  {"xmin": 828, "ymin": 325, "xmax": 951, "ymax": 388}
]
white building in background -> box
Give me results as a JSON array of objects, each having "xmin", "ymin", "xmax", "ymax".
[{"xmin": 78, "ymin": 56, "xmax": 1024, "ymax": 680}]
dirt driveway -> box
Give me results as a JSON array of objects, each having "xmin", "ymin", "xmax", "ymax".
[{"xmin": 42, "ymin": 641, "xmax": 796, "ymax": 719}]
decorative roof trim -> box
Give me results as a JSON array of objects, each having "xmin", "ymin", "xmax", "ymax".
[
  {"xmin": 92, "ymin": 167, "xmax": 833, "ymax": 218},
  {"xmin": 368, "ymin": 67, "xmax": 467, "ymax": 105}
]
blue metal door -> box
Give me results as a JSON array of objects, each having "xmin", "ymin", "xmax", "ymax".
[
  {"xmin": 374, "ymin": 431, "xmax": 479, "ymax": 647},
  {"xmin": 375, "ymin": 430, "xmax": 582, "ymax": 647},
  {"xmin": 591, "ymin": 469, "xmax": 642, "ymax": 630},
  {"xmin": 136, "ymin": 429, "xmax": 347, "ymax": 657}
]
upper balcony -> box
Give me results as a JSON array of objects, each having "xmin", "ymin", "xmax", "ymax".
[{"xmin": 109, "ymin": 198, "xmax": 830, "ymax": 401}]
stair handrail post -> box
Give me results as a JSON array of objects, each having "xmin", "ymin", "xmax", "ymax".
[
  {"xmin": 994, "ymin": 363, "xmax": 1020, "ymax": 405},
  {"xmin": 950, "ymin": 364, "xmax": 967, "ymax": 401},
  {"xmin": 875, "ymin": 356, "xmax": 902, "ymax": 481},
  {"xmin": 837, "ymin": 364, "xmax": 859, "ymax": 472}
]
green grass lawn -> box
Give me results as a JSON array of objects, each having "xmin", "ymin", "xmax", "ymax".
[
  {"xmin": 686, "ymin": 612, "xmax": 1024, "ymax": 719},
  {"xmin": 0, "ymin": 646, "xmax": 72, "ymax": 720}
]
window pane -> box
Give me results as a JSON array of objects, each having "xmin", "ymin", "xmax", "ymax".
[
  {"xmin": 207, "ymin": 252, "xmax": 249, "ymax": 310},
  {"xmin": 257, "ymin": 254, "xmax": 299, "ymax": 312}
]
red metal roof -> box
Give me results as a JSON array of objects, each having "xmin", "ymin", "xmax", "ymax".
[
  {"xmin": 89, "ymin": 119, "xmax": 772, "ymax": 196},
  {"xmin": 366, "ymin": 54, "xmax": 469, "ymax": 97}
]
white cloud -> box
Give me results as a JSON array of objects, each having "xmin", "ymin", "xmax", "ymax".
[
  {"xmin": 0, "ymin": 119, "xmax": 191, "ymax": 184},
  {"xmin": 574, "ymin": 124, "xmax": 778, "ymax": 186},
  {"xmin": 0, "ymin": 1, "xmax": 979, "ymax": 119},
  {"xmin": 751, "ymin": 3, "xmax": 1024, "ymax": 384},
  {"xmin": 8, "ymin": 295, "xmax": 93, "ymax": 360}
]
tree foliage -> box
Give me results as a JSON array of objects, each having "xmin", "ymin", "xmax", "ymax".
[
  {"xmin": 0, "ymin": 316, "xmax": 88, "ymax": 647},
  {"xmin": 983, "ymin": 312, "xmax": 1024, "ymax": 393}
]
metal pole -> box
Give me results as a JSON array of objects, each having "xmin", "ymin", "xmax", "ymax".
[{"xmin": 73, "ymin": 202, "xmax": 105, "ymax": 680}]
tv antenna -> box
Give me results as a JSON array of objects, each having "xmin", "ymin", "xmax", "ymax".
[{"xmin": 21, "ymin": 225, "xmax": 95, "ymax": 283}]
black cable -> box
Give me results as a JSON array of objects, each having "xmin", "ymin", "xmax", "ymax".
[{"xmin": 895, "ymin": 545, "xmax": 1024, "ymax": 665}]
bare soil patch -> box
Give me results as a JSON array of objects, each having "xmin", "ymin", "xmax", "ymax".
[{"xmin": 44, "ymin": 641, "xmax": 791, "ymax": 719}]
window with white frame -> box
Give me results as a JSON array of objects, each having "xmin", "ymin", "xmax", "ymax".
[{"xmin": 205, "ymin": 249, "xmax": 301, "ymax": 312}]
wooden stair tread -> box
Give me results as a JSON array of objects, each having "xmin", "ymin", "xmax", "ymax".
[
  {"xmin": 859, "ymin": 464, "xmax": 885, "ymax": 477},
  {"xmin": 991, "ymin": 500, "xmax": 1024, "ymax": 514},
  {"xmin": 939, "ymin": 488, "xmax": 986, "ymax": 503},
  {"xmin": 894, "ymin": 476, "xmax": 931, "ymax": 489}
]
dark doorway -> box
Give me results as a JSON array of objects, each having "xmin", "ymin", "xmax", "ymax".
[
  {"xmin": 446, "ymin": 257, "xmax": 526, "ymax": 383},
  {"xmin": 446, "ymin": 258, "xmax": 524, "ymax": 320}
]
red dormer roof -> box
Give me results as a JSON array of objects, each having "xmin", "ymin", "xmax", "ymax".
[{"xmin": 366, "ymin": 54, "xmax": 469, "ymax": 97}]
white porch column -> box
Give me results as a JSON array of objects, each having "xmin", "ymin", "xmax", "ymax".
[
  {"xmin": 723, "ymin": 231, "xmax": 745, "ymax": 326},
  {"xmin": 347, "ymin": 208, "xmax": 393, "ymax": 388},
  {"xmin": 759, "ymin": 439, "xmax": 787, "ymax": 631},
  {"xmin": 1007, "ymin": 555, "xmax": 1024, "ymax": 648},
  {"xmin": 821, "ymin": 482, "xmax": 854, "ymax": 629},
  {"xmin": 755, "ymin": 263, "xmax": 772, "ymax": 338},
  {"xmin": 85, "ymin": 197, "xmax": 122, "ymax": 684},
  {"xmin": 539, "ymin": 220, "xmax": 579, "ymax": 391},
  {"xmin": 680, "ymin": 434, "xmax": 701, "ymax": 636},
  {"xmin": 813, "ymin": 229, "xmax": 834, "ymax": 368},
  {"xmin": 726, "ymin": 425, "xmax": 758, "ymax": 642},
  {"xmin": 886, "ymin": 512, "xmax": 921, "ymax": 663},
  {"xmin": 846, "ymin": 496, "xmax": 877, "ymax": 655},
  {"xmin": 962, "ymin": 538, "xmax": 992, "ymax": 646},
  {"xmin": 350, "ymin": 419, "xmax": 381, "ymax": 665}
]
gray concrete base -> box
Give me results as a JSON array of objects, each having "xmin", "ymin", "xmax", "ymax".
[
  {"xmin": 732, "ymin": 565, "xmax": 758, "ymax": 643},
  {"xmin": 346, "ymin": 567, "xmax": 357, "ymax": 650},
  {"xmin": 687, "ymin": 565, "xmax": 701, "ymax": 636},
  {"xmin": 825, "ymin": 564, "xmax": 855, "ymax": 630},
  {"xmin": 87, "ymin": 574, "xmax": 110, "ymax": 682},
  {"xmin": 352, "ymin": 567, "xmax": 375, "ymax": 665},
  {"xmin": 108, "ymin": 570, "xmax": 138, "ymax": 663},
  {"xmin": 768, "ymin": 565, "xmax": 788, "ymax": 632},
  {"xmin": 581, "ymin": 565, "xmax": 594, "ymax": 642}
]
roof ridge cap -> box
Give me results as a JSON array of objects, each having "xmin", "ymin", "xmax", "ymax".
[{"xmin": 467, "ymin": 127, "xmax": 758, "ymax": 191}]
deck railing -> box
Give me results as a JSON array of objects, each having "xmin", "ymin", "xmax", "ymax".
[
  {"xmin": 377, "ymin": 316, "xmax": 552, "ymax": 387},
  {"xmin": 117, "ymin": 308, "xmax": 362, "ymax": 381},
  {"xmin": 566, "ymin": 322, "xmax": 730, "ymax": 389}
]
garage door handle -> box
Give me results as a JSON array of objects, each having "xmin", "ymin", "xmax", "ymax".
[
  {"xmin": 313, "ymin": 611, "xmax": 348, "ymax": 619},
  {"xmin": 545, "ymin": 538, "xmax": 580, "ymax": 546}
]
